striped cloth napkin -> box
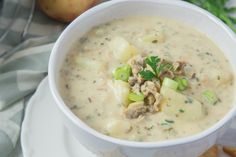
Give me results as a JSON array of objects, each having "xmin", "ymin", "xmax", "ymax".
[{"xmin": 0, "ymin": 0, "xmax": 64, "ymax": 156}]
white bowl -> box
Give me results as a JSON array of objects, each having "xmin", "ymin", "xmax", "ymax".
[{"xmin": 48, "ymin": 0, "xmax": 236, "ymax": 157}]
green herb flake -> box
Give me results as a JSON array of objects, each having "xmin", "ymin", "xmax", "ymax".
[
  {"xmin": 179, "ymin": 109, "xmax": 185, "ymax": 113},
  {"xmin": 165, "ymin": 119, "xmax": 175, "ymax": 123},
  {"xmin": 185, "ymin": 97, "xmax": 193, "ymax": 104},
  {"xmin": 160, "ymin": 122, "xmax": 169, "ymax": 126},
  {"xmin": 152, "ymin": 40, "xmax": 158, "ymax": 43}
]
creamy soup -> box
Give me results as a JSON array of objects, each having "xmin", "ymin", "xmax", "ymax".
[{"xmin": 59, "ymin": 16, "xmax": 235, "ymax": 141}]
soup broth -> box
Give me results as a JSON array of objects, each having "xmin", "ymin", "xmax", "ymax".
[{"xmin": 59, "ymin": 16, "xmax": 234, "ymax": 141}]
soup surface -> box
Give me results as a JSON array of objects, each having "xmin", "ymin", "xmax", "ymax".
[{"xmin": 59, "ymin": 16, "xmax": 235, "ymax": 141}]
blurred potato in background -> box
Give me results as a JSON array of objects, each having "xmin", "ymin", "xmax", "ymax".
[{"xmin": 37, "ymin": 0, "xmax": 101, "ymax": 23}]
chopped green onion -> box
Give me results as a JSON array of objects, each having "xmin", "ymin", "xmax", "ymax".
[
  {"xmin": 128, "ymin": 92, "xmax": 145, "ymax": 102},
  {"xmin": 174, "ymin": 77, "xmax": 188, "ymax": 91},
  {"xmin": 202, "ymin": 90, "xmax": 218, "ymax": 105},
  {"xmin": 162, "ymin": 77, "xmax": 178, "ymax": 90},
  {"xmin": 113, "ymin": 65, "xmax": 132, "ymax": 82}
]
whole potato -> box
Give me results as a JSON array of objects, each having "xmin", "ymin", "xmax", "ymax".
[{"xmin": 38, "ymin": 0, "xmax": 100, "ymax": 23}]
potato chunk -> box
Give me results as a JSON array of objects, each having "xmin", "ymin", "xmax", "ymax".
[
  {"xmin": 108, "ymin": 80, "xmax": 130, "ymax": 107},
  {"xmin": 105, "ymin": 119, "xmax": 132, "ymax": 136},
  {"xmin": 160, "ymin": 87, "xmax": 205, "ymax": 121},
  {"xmin": 75, "ymin": 56, "xmax": 105, "ymax": 71},
  {"xmin": 110, "ymin": 37, "xmax": 137, "ymax": 62},
  {"xmin": 200, "ymin": 68, "xmax": 233, "ymax": 87}
]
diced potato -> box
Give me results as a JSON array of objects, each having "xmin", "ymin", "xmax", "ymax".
[
  {"xmin": 160, "ymin": 87, "xmax": 205, "ymax": 121},
  {"xmin": 105, "ymin": 118, "xmax": 132, "ymax": 136},
  {"xmin": 109, "ymin": 37, "xmax": 137, "ymax": 62},
  {"xmin": 108, "ymin": 80, "xmax": 130, "ymax": 107},
  {"xmin": 200, "ymin": 68, "xmax": 233, "ymax": 87},
  {"xmin": 140, "ymin": 32, "xmax": 165, "ymax": 43},
  {"xmin": 75, "ymin": 56, "xmax": 105, "ymax": 71}
]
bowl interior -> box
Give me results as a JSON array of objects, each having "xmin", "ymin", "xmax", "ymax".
[{"xmin": 49, "ymin": 0, "xmax": 236, "ymax": 147}]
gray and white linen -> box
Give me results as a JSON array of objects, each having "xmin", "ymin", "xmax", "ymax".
[{"xmin": 0, "ymin": 0, "xmax": 64, "ymax": 156}]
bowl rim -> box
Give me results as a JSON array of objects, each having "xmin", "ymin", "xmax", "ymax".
[{"xmin": 48, "ymin": 0, "xmax": 236, "ymax": 148}]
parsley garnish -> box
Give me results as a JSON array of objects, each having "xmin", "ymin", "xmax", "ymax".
[
  {"xmin": 145, "ymin": 56, "xmax": 161, "ymax": 75},
  {"xmin": 156, "ymin": 62, "xmax": 173, "ymax": 76},
  {"xmin": 139, "ymin": 70, "xmax": 155, "ymax": 80},
  {"xmin": 139, "ymin": 56, "xmax": 173, "ymax": 80}
]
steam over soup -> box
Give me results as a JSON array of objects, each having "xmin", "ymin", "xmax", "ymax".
[{"xmin": 59, "ymin": 17, "xmax": 235, "ymax": 141}]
